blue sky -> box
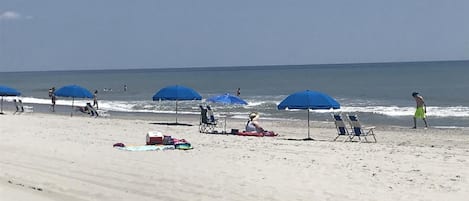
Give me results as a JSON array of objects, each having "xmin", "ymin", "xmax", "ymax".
[{"xmin": 1, "ymin": 0, "xmax": 468, "ymax": 72}]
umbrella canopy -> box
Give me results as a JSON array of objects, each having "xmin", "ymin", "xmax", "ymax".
[
  {"xmin": 54, "ymin": 85, "xmax": 93, "ymax": 99},
  {"xmin": 0, "ymin": 85, "xmax": 21, "ymax": 114},
  {"xmin": 0, "ymin": 85, "xmax": 21, "ymax": 96},
  {"xmin": 152, "ymin": 85, "xmax": 202, "ymax": 101},
  {"xmin": 207, "ymin": 93, "xmax": 248, "ymax": 105},
  {"xmin": 152, "ymin": 85, "xmax": 202, "ymax": 124},
  {"xmin": 278, "ymin": 90, "xmax": 340, "ymax": 110},
  {"xmin": 277, "ymin": 90, "xmax": 340, "ymax": 140},
  {"xmin": 54, "ymin": 85, "xmax": 93, "ymax": 116}
]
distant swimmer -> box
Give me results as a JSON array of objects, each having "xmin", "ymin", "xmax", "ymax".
[
  {"xmin": 236, "ymin": 88, "xmax": 241, "ymax": 96},
  {"xmin": 124, "ymin": 84, "xmax": 127, "ymax": 92}
]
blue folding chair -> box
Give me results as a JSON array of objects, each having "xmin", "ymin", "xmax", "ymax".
[
  {"xmin": 199, "ymin": 105, "xmax": 217, "ymax": 133},
  {"xmin": 347, "ymin": 114, "xmax": 377, "ymax": 143},
  {"xmin": 332, "ymin": 114, "xmax": 351, "ymax": 142}
]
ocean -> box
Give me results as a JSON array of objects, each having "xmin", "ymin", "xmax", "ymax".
[{"xmin": 2, "ymin": 60, "xmax": 469, "ymax": 128}]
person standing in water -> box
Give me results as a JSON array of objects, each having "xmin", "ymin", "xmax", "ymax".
[
  {"xmin": 236, "ymin": 88, "xmax": 241, "ymax": 96},
  {"xmin": 93, "ymin": 90, "xmax": 99, "ymax": 109},
  {"xmin": 412, "ymin": 92, "xmax": 428, "ymax": 129},
  {"xmin": 49, "ymin": 87, "xmax": 56, "ymax": 112}
]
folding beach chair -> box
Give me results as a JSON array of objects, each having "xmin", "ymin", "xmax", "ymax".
[
  {"xmin": 199, "ymin": 105, "xmax": 217, "ymax": 133},
  {"xmin": 346, "ymin": 114, "xmax": 377, "ymax": 143},
  {"xmin": 96, "ymin": 109, "xmax": 110, "ymax": 117},
  {"xmin": 331, "ymin": 114, "xmax": 351, "ymax": 142}
]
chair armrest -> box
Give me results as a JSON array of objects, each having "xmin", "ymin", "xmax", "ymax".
[{"xmin": 365, "ymin": 126, "xmax": 375, "ymax": 134}]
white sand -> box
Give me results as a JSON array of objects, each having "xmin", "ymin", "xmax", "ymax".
[{"xmin": 1, "ymin": 112, "xmax": 469, "ymax": 201}]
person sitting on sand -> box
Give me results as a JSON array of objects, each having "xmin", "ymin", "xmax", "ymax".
[
  {"xmin": 246, "ymin": 112, "xmax": 265, "ymax": 133},
  {"xmin": 77, "ymin": 103, "xmax": 99, "ymax": 117},
  {"xmin": 77, "ymin": 105, "xmax": 89, "ymax": 114}
]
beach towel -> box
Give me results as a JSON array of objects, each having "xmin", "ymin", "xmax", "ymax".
[
  {"xmin": 115, "ymin": 145, "xmax": 175, "ymax": 151},
  {"xmin": 236, "ymin": 131, "xmax": 278, "ymax": 137}
]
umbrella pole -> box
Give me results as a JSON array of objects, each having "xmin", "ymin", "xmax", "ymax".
[
  {"xmin": 71, "ymin": 98, "xmax": 74, "ymax": 117},
  {"xmin": 224, "ymin": 115, "xmax": 227, "ymax": 133},
  {"xmin": 175, "ymin": 100, "xmax": 178, "ymax": 124},
  {"xmin": 307, "ymin": 109, "xmax": 310, "ymax": 139},
  {"xmin": 0, "ymin": 96, "xmax": 3, "ymax": 114},
  {"xmin": 304, "ymin": 109, "xmax": 314, "ymax": 141}
]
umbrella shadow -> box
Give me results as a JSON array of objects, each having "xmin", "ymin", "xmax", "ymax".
[
  {"xmin": 149, "ymin": 122, "xmax": 193, "ymax": 126},
  {"xmin": 281, "ymin": 137, "xmax": 329, "ymax": 142}
]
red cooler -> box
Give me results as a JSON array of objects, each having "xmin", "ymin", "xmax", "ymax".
[{"xmin": 146, "ymin": 131, "xmax": 164, "ymax": 145}]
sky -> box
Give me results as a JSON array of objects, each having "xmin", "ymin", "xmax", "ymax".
[{"xmin": 1, "ymin": 0, "xmax": 468, "ymax": 72}]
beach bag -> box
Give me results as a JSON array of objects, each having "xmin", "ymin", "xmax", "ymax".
[{"xmin": 163, "ymin": 135, "xmax": 174, "ymax": 145}]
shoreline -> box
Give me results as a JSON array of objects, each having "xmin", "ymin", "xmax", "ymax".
[{"xmin": 3, "ymin": 101, "xmax": 468, "ymax": 130}]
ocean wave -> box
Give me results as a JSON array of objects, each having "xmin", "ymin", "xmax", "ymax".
[
  {"xmin": 333, "ymin": 106, "xmax": 469, "ymax": 117},
  {"xmin": 11, "ymin": 97, "xmax": 469, "ymax": 118}
]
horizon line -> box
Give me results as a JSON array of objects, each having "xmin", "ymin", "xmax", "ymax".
[{"xmin": 1, "ymin": 59, "xmax": 468, "ymax": 73}]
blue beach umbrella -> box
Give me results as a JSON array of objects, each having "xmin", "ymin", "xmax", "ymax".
[
  {"xmin": 152, "ymin": 85, "xmax": 202, "ymax": 123},
  {"xmin": 207, "ymin": 93, "xmax": 248, "ymax": 132},
  {"xmin": 207, "ymin": 93, "xmax": 248, "ymax": 105},
  {"xmin": 278, "ymin": 90, "xmax": 340, "ymax": 140},
  {"xmin": 54, "ymin": 85, "xmax": 93, "ymax": 116},
  {"xmin": 55, "ymin": 85, "xmax": 93, "ymax": 99},
  {"xmin": 0, "ymin": 85, "xmax": 21, "ymax": 114}
]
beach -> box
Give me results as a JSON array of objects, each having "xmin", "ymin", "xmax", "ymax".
[{"xmin": 1, "ymin": 112, "xmax": 469, "ymax": 201}]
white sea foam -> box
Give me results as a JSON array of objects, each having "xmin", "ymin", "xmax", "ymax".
[
  {"xmin": 332, "ymin": 106, "xmax": 469, "ymax": 117},
  {"xmin": 10, "ymin": 97, "xmax": 469, "ymax": 118}
]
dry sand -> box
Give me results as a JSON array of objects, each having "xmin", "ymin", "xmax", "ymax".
[{"xmin": 1, "ymin": 112, "xmax": 469, "ymax": 201}]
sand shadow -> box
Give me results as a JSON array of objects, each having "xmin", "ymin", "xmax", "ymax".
[
  {"xmin": 150, "ymin": 122, "xmax": 193, "ymax": 126},
  {"xmin": 282, "ymin": 138, "xmax": 329, "ymax": 142}
]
